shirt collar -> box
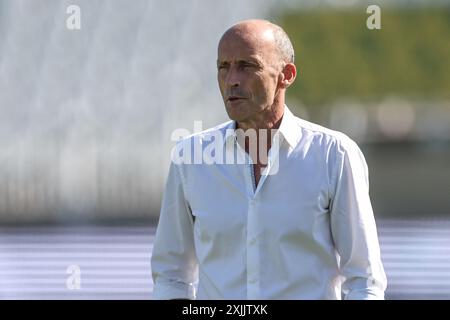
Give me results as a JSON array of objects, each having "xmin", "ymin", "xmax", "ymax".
[
  {"xmin": 223, "ymin": 120, "xmax": 237, "ymax": 146},
  {"xmin": 222, "ymin": 105, "xmax": 300, "ymax": 149},
  {"xmin": 277, "ymin": 105, "xmax": 301, "ymax": 149}
]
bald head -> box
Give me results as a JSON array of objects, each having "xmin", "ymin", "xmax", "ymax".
[
  {"xmin": 217, "ymin": 19, "xmax": 297, "ymax": 127},
  {"xmin": 219, "ymin": 19, "xmax": 295, "ymax": 64}
]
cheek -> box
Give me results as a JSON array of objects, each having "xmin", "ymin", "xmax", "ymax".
[
  {"xmin": 254, "ymin": 77, "xmax": 277, "ymax": 102},
  {"xmin": 217, "ymin": 76, "xmax": 226, "ymax": 96},
  {"xmin": 266, "ymin": 75, "xmax": 281, "ymax": 97}
]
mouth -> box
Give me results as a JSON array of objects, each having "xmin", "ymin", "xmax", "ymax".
[{"xmin": 227, "ymin": 96, "xmax": 246, "ymax": 102}]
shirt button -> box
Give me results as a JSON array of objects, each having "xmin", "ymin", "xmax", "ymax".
[
  {"xmin": 249, "ymin": 238, "xmax": 256, "ymax": 245},
  {"xmin": 249, "ymin": 278, "xmax": 257, "ymax": 284}
]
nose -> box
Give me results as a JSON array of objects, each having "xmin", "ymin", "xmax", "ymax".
[{"xmin": 225, "ymin": 65, "xmax": 240, "ymax": 88}]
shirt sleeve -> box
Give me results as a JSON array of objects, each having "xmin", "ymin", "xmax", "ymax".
[
  {"xmin": 329, "ymin": 137, "xmax": 387, "ymax": 300},
  {"xmin": 151, "ymin": 161, "xmax": 198, "ymax": 300}
]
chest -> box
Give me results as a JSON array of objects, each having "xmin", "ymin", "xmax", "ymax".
[{"xmin": 185, "ymin": 152, "xmax": 330, "ymax": 228}]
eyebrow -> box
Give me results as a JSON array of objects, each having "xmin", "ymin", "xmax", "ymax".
[
  {"xmin": 238, "ymin": 59, "xmax": 260, "ymax": 65},
  {"xmin": 217, "ymin": 58, "xmax": 262, "ymax": 67},
  {"xmin": 217, "ymin": 60, "xmax": 228, "ymax": 66}
]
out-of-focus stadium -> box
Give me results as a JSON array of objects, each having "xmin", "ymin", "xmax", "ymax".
[{"xmin": 1, "ymin": 0, "xmax": 449, "ymax": 299}]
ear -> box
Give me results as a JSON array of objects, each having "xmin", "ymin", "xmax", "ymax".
[{"xmin": 279, "ymin": 63, "xmax": 297, "ymax": 89}]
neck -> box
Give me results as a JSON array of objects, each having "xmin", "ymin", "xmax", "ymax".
[
  {"xmin": 236, "ymin": 101, "xmax": 285, "ymax": 132},
  {"xmin": 235, "ymin": 101, "xmax": 285, "ymax": 166}
]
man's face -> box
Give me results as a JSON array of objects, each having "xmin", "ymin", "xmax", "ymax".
[{"xmin": 217, "ymin": 31, "xmax": 282, "ymax": 123}]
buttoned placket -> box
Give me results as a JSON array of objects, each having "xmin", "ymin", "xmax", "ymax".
[{"xmin": 233, "ymin": 133, "xmax": 284, "ymax": 299}]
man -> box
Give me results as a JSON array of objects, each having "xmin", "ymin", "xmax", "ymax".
[{"xmin": 151, "ymin": 19, "xmax": 387, "ymax": 299}]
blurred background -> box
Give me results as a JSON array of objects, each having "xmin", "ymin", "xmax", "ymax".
[{"xmin": 0, "ymin": 0, "xmax": 449, "ymax": 299}]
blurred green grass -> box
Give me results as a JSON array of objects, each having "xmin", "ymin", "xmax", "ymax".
[{"xmin": 276, "ymin": 8, "xmax": 450, "ymax": 106}]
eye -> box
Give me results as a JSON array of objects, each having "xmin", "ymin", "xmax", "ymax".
[
  {"xmin": 240, "ymin": 63, "xmax": 257, "ymax": 70},
  {"xmin": 218, "ymin": 64, "xmax": 228, "ymax": 71}
]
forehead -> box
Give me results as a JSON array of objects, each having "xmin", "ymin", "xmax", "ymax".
[{"xmin": 217, "ymin": 30, "xmax": 276, "ymax": 63}]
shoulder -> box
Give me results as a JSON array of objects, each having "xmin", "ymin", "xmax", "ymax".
[
  {"xmin": 293, "ymin": 116, "xmax": 360, "ymax": 154},
  {"xmin": 291, "ymin": 116, "xmax": 369, "ymax": 187},
  {"xmin": 171, "ymin": 120, "xmax": 233, "ymax": 165},
  {"xmin": 177, "ymin": 120, "xmax": 233, "ymax": 145},
  {"xmin": 171, "ymin": 120, "xmax": 232, "ymax": 153}
]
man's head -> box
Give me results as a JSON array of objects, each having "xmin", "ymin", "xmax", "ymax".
[{"xmin": 217, "ymin": 19, "xmax": 296, "ymax": 128}]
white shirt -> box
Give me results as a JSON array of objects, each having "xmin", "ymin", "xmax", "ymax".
[{"xmin": 151, "ymin": 106, "xmax": 387, "ymax": 300}]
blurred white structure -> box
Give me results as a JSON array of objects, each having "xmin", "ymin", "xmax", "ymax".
[
  {"xmin": 0, "ymin": 0, "xmax": 285, "ymax": 223},
  {"xmin": 1, "ymin": 0, "xmax": 449, "ymax": 223}
]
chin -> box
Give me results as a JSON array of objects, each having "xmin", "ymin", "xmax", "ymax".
[{"xmin": 225, "ymin": 108, "xmax": 246, "ymax": 122}]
